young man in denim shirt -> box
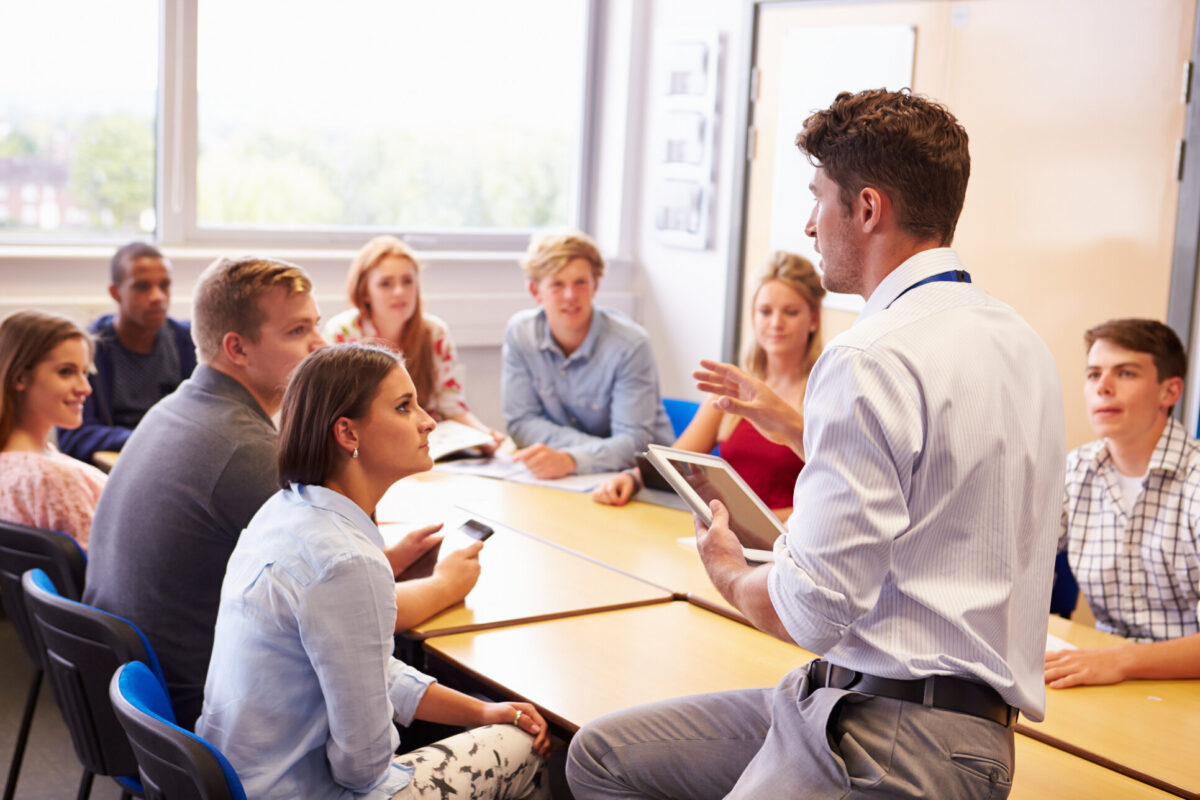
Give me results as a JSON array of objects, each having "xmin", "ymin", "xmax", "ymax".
[{"xmin": 501, "ymin": 231, "xmax": 672, "ymax": 478}]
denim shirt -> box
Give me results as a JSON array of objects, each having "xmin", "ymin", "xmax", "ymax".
[
  {"xmin": 196, "ymin": 484, "xmax": 435, "ymax": 800},
  {"xmin": 501, "ymin": 306, "xmax": 673, "ymax": 473}
]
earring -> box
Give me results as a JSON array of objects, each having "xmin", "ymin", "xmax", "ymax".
[{"xmin": 351, "ymin": 447, "xmax": 359, "ymax": 459}]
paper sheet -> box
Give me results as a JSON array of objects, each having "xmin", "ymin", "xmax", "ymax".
[
  {"xmin": 433, "ymin": 456, "xmax": 623, "ymax": 492},
  {"xmin": 1045, "ymin": 632, "xmax": 1077, "ymax": 653}
]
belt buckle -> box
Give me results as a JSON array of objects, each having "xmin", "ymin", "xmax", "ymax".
[{"xmin": 821, "ymin": 661, "xmax": 860, "ymax": 690}]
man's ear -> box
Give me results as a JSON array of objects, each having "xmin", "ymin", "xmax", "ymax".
[
  {"xmin": 1161, "ymin": 376, "xmax": 1185, "ymax": 411},
  {"xmin": 528, "ymin": 281, "xmax": 541, "ymax": 303},
  {"xmin": 858, "ymin": 187, "xmax": 888, "ymax": 234},
  {"xmin": 332, "ymin": 416, "xmax": 359, "ymax": 456},
  {"xmin": 221, "ymin": 331, "xmax": 249, "ymax": 367},
  {"xmin": 107, "ymin": 284, "xmax": 121, "ymax": 305}
]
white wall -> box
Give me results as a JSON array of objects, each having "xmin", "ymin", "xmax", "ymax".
[{"xmin": 632, "ymin": 0, "xmax": 747, "ymax": 401}]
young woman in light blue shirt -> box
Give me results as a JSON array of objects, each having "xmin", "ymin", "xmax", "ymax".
[{"xmin": 197, "ymin": 343, "xmax": 549, "ymax": 800}]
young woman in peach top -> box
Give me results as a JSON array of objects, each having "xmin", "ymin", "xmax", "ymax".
[{"xmin": 0, "ymin": 310, "xmax": 106, "ymax": 548}]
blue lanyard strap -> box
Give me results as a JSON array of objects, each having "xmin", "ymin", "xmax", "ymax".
[{"xmin": 890, "ymin": 269, "xmax": 971, "ymax": 306}]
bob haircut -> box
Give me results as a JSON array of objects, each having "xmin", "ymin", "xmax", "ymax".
[
  {"xmin": 520, "ymin": 230, "xmax": 605, "ymax": 283},
  {"xmin": 0, "ymin": 310, "xmax": 92, "ymax": 447},
  {"xmin": 277, "ymin": 343, "xmax": 404, "ymax": 489}
]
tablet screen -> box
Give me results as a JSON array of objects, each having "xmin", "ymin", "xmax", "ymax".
[{"xmin": 662, "ymin": 455, "xmax": 782, "ymax": 552}]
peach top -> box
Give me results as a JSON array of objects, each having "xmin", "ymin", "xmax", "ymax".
[{"xmin": 0, "ymin": 450, "xmax": 107, "ymax": 549}]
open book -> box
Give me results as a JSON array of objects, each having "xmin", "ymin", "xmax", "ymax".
[{"xmin": 428, "ymin": 419, "xmax": 495, "ymax": 461}]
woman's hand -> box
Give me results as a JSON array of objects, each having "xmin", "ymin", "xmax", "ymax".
[
  {"xmin": 592, "ymin": 472, "xmax": 637, "ymax": 505},
  {"xmin": 694, "ymin": 359, "xmax": 805, "ymax": 456},
  {"xmin": 383, "ymin": 523, "xmax": 444, "ymax": 577},
  {"xmin": 480, "ymin": 702, "xmax": 552, "ymax": 756},
  {"xmin": 432, "ymin": 539, "xmax": 483, "ymax": 602}
]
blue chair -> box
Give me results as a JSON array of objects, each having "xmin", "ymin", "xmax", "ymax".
[
  {"xmin": 1049, "ymin": 551, "xmax": 1079, "ymax": 618},
  {"xmin": 22, "ymin": 568, "xmax": 169, "ymax": 800},
  {"xmin": 662, "ymin": 398, "xmax": 700, "ymax": 439},
  {"xmin": 110, "ymin": 661, "xmax": 247, "ymax": 800},
  {"xmin": 0, "ymin": 521, "xmax": 86, "ymax": 800}
]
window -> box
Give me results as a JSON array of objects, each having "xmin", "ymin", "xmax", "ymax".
[
  {"xmin": 1, "ymin": 0, "xmax": 595, "ymax": 248},
  {"xmin": 0, "ymin": 1, "xmax": 157, "ymax": 242},
  {"xmin": 194, "ymin": 0, "xmax": 588, "ymax": 240}
]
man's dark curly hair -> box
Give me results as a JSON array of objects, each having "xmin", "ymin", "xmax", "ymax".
[{"xmin": 796, "ymin": 88, "xmax": 970, "ymax": 246}]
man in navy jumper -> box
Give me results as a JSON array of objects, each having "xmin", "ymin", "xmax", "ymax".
[{"xmin": 58, "ymin": 242, "xmax": 195, "ymax": 464}]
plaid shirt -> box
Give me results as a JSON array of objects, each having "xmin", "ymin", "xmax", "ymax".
[{"xmin": 1060, "ymin": 416, "xmax": 1200, "ymax": 642}]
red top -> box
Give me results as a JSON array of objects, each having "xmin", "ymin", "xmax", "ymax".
[{"xmin": 717, "ymin": 418, "xmax": 805, "ymax": 510}]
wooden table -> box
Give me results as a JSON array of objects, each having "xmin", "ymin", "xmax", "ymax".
[
  {"xmin": 396, "ymin": 471, "xmax": 1198, "ymax": 797},
  {"xmin": 425, "ymin": 602, "xmax": 1176, "ymax": 799},
  {"xmin": 1012, "ymin": 736, "xmax": 1178, "ymax": 799},
  {"xmin": 1018, "ymin": 616, "xmax": 1200, "ymax": 798},
  {"xmin": 92, "ymin": 450, "xmax": 118, "ymax": 472},
  {"xmin": 388, "ymin": 471, "xmax": 742, "ymax": 619},
  {"xmin": 423, "ymin": 601, "xmax": 811, "ymax": 731},
  {"xmin": 378, "ymin": 479, "xmax": 672, "ymax": 640}
]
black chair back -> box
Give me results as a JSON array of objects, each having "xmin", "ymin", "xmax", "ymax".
[
  {"xmin": 21, "ymin": 568, "xmax": 159, "ymax": 789},
  {"xmin": 0, "ymin": 520, "xmax": 86, "ymax": 667},
  {"xmin": 110, "ymin": 661, "xmax": 246, "ymax": 800}
]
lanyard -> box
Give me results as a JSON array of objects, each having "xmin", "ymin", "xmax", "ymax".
[{"xmin": 889, "ymin": 269, "xmax": 971, "ymax": 307}]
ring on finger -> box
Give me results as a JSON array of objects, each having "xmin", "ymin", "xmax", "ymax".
[{"xmin": 513, "ymin": 709, "xmax": 523, "ymax": 727}]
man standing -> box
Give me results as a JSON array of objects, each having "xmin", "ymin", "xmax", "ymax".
[
  {"xmin": 57, "ymin": 242, "xmax": 196, "ymax": 464},
  {"xmin": 568, "ymin": 89, "xmax": 1065, "ymax": 798},
  {"xmin": 1046, "ymin": 318, "xmax": 1200, "ymax": 687}
]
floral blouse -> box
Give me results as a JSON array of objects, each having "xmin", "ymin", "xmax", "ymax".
[
  {"xmin": 0, "ymin": 450, "xmax": 107, "ymax": 549},
  {"xmin": 322, "ymin": 308, "xmax": 471, "ymax": 420}
]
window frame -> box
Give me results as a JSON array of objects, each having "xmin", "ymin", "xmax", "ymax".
[{"xmin": 155, "ymin": 0, "xmax": 600, "ymax": 251}]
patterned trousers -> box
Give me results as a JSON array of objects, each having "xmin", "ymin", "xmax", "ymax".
[{"xmin": 391, "ymin": 723, "xmax": 550, "ymax": 799}]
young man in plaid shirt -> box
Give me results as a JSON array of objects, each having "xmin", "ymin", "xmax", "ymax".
[{"xmin": 1047, "ymin": 318, "xmax": 1200, "ymax": 687}]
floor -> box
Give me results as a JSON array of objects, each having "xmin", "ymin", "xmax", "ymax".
[{"xmin": 0, "ymin": 607, "xmax": 125, "ymax": 799}]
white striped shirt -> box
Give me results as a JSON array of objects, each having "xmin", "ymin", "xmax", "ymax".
[{"xmin": 768, "ymin": 248, "xmax": 1065, "ymax": 720}]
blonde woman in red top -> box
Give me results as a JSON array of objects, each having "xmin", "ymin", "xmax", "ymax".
[{"xmin": 593, "ymin": 252, "xmax": 824, "ymax": 520}]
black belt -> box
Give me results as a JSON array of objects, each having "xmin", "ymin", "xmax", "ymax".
[{"xmin": 806, "ymin": 659, "xmax": 1016, "ymax": 727}]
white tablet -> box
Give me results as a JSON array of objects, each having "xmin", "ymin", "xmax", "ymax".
[{"xmin": 644, "ymin": 444, "xmax": 786, "ymax": 562}]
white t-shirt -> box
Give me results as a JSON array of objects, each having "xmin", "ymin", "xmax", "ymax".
[{"xmin": 1115, "ymin": 469, "xmax": 1149, "ymax": 515}]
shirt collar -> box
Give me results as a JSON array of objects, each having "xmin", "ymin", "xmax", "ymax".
[
  {"xmin": 1092, "ymin": 416, "xmax": 1189, "ymax": 476},
  {"xmin": 191, "ymin": 364, "xmax": 274, "ymax": 425},
  {"xmin": 288, "ymin": 483, "xmax": 384, "ymax": 548},
  {"xmin": 858, "ymin": 247, "xmax": 966, "ymax": 322},
  {"xmin": 536, "ymin": 307, "xmax": 603, "ymax": 360}
]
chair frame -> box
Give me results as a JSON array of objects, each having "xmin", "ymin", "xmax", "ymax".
[
  {"xmin": 0, "ymin": 521, "xmax": 86, "ymax": 800},
  {"xmin": 110, "ymin": 661, "xmax": 246, "ymax": 800},
  {"xmin": 22, "ymin": 568, "xmax": 154, "ymax": 800}
]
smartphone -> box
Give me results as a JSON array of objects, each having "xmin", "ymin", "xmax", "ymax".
[
  {"xmin": 459, "ymin": 519, "xmax": 494, "ymax": 541},
  {"xmin": 397, "ymin": 540, "xmax": 442, "ymax": 581}
]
